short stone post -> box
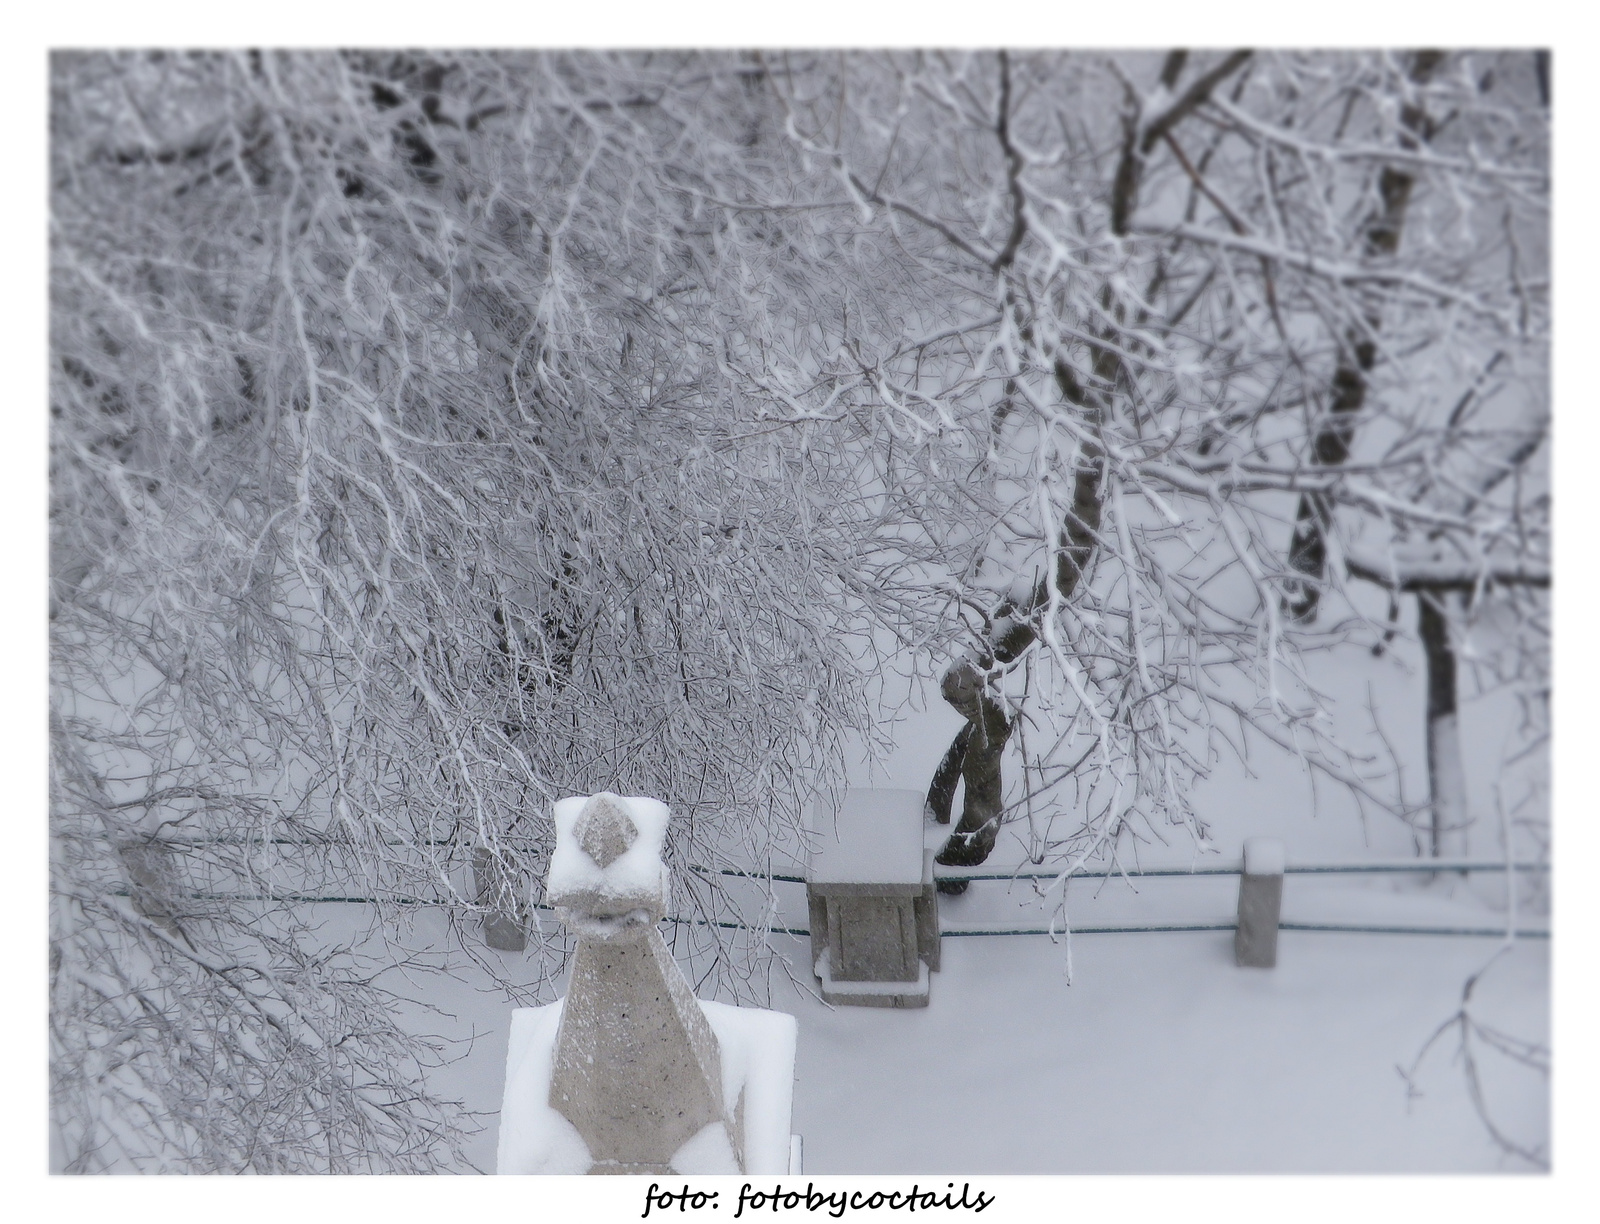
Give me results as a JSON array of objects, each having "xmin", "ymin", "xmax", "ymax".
[
  {"xmin": 496, "ymin": 793, "xmax": 798, "ymax": 1175},
  {"xmin": 118, "ymin": 840, "xmax": 180, "ymax": 934},
  {"xmin": 472, "ymin": 846, "xmax": 528, "ymax": 952},
  {"xmin": 1234, "ymin": 837, "xmax": 1284, "ymax": 968},
  {"xmin": 806, "ymin": 789, "xmax": 939, "ymax": 1008}
]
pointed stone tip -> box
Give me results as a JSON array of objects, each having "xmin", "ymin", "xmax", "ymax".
[{"xmin": 575, "ymin": 792, "xmax": 639, "ymax": 869}]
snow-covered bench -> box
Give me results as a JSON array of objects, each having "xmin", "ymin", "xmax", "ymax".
[{"xmin": 806, "ymin": 789, "xmax": 940, "ymax": 1008}]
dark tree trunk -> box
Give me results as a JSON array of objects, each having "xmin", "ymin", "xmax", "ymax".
[
  {"xmin": 925, "ymin": 723, "xmax": 972, "ymax": 826},
  {"xmin": 1285, "ymin": 51, "xmax": 1442, "ymax": 623},
  {"xmin": 931, "ymin": 355, "xmax": 1105, "ymax": 885},
  {"xmin": 929, "ymin": 51, "xmax": 1255, "ymax": 884}
]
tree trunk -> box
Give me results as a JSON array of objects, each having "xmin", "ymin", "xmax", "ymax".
[
  {"xmin": 1285, "ymin": 51, "xmax": 1442, "ymax": 622},
  {"xmin": 930, "ymin": 51, "xmax": 1256, "ymax": 885},
  {"xmin": 931, "ymin": 351, "xmax": 1106, "ymax": 885},
  {"xmin": 924, "ymin": 723, "xmax": 972, "ymax": 826}
]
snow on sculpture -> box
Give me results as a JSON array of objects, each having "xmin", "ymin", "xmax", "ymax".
[{"xmin": 496, "ymin": 793, "xmax": 799, "ymax": 1175}]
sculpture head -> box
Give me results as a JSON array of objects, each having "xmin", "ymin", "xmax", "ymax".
[{"xmin": 546, "ymin": 792, "xmax": 672, "ymax": 939}]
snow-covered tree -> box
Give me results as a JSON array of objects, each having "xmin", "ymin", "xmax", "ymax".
[
  {"xmin": 50, "ymin": 49, "xmax": 889, "ymax": 1171},
  {"xmin": 50, "ymin": 49, "xmax": 1547, "ymax": 1172},
  {"xmin": 748, "ymin": 49, "xmax": 1548, "ymax": 878}
]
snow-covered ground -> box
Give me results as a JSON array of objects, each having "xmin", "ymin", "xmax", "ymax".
[
  {"xmin": 782, "ymin": 928, "xmax": 1546, "ymax": 1173},
  {"xmin": 404, "ymin": 863, "xmax": 1546, "ymax": 1174},
  {"xmin": 400, "ymin": 641, "xmax": 1551, "ymax": 1176}
]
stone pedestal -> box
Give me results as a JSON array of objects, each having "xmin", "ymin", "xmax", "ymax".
[
  {"xmin": 549, "ymin": 924, "xmax": 734, "ymax": 1173},
  {"xmin": 806, "ymin": 789, "xmax": 940, "ymax": 1008},
  {"xmin": 498, "ymin": 993, "xmax": 799, "ymax": 1175},
  {"xmin": 1235, "ymin": 837, "xmax": 1285, "ymax": 969}
]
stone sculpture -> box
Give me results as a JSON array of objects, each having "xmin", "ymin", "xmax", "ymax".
[
  {"xmin": 496, "ymin": 792, "xmax": 797, "ymax": 1175},
  {"xmin": 545, "ymin": 793, "xmax": 738, "ymax": 1173}
]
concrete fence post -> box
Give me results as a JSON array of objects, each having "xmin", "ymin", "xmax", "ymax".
[
  {"xmin": 117, "ymin": 840, "xmax": 180, "ymax": 934},
  {"xmin": 495, "ymin": 793, "xmax": 798, "ymax": 1175},
  {"xmin": 471, "ymin": 845, "xmax": 528, "ymax": 952},
  {"xmin": 1235, "ymin": 837, "xmax": 1285, "ymax": 968}
]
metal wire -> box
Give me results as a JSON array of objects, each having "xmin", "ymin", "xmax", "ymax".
[
  {"xmin": 928, "ymin": 861, "xmax": 1548, "ymax": 882},
  {"xmin": 938, "ymin": 922, "xmax": 1549, "ymax": 939},
  {"xmin": 114, "ymin": 894, "xmax": 1547, "ymax": 942},
  {"xmin": 699, "ymin": 861, "xmax": 1551, "ymax": 885},
  {"xmin": 106, "ymin": 846, "xmax": 1552, "ymax": 943},
  {"xmin": 80, "ymin": 836, "xmax": 1547, "ymax": 881}
]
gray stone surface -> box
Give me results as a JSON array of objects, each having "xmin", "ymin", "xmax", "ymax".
[
  {"xmin": 1235, "ymin": 871, "xmax": 1283, "ymax": 968},
  {"xmin": 814, "ymin": 948, "xmax": 930, "ymax": 1009},
  {"xmin": 829, "ymin": 894, "xmax": 920, "ymax": 981},
  {"xmin": 118, "ymin": 840, "xmax": 181, "ymax": 934},
  {"xmin": 914, "ymin": 849, "xmax": 941, "ymax": 972},
  {"xmin": 575, "ymin": 793, "xmax": 638, "ymax": 868},
  {"xmin": 548, "ymin": 921, "xmax": 738, "ymax": 1172},
  {"xmin": 808, "ymin": 891, "xmax": 829, "ymax": 974}
]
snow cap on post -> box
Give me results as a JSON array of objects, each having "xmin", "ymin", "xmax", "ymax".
[
  {"xmin": 1243, "ymin": 837, "xmax": 1286, "ymax": 877},
  {"xmin": 547, "ymin": 793, "xmax": 671, "ymax": 937}
]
